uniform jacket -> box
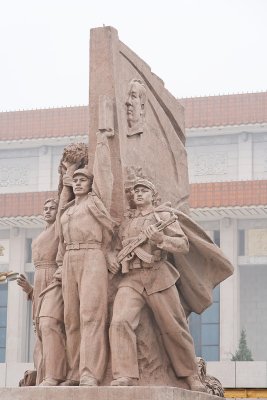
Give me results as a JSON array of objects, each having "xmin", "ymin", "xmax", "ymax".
[{"xmin": 118, "ymin": 207, "xmax": 189, "ymax": 295}]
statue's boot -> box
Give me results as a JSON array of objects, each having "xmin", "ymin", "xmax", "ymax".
[
  {"xmin": 79, "ymin": 376, "xmax": 98, "ymax": 386},
  {"xmin": 111, "ymin": 377, "xmax": 134, "ymax": 386},
  {"xmin": 59, "ymin": 379, "xmax": 79, "ymax": 386},
  {"xmin": 186, "ymin": 375, "xmax": 207, "ymax": 392},
  {"xmin": 39, "ymin": 378, "xmax": 60, "ymax": 386}
]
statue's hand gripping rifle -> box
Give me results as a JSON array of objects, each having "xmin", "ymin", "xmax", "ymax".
[{"xmin": 117, "ymin": 215, "xmax": 178, "ymax": 273}]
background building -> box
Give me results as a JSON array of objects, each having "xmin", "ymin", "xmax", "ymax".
[{"xmin": 0, "ymin": 92, "xmax": 267, "ymax": 388}]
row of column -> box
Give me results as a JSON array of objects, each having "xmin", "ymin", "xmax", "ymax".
[
  {"xmin": 5, "ymin": 228, "xmax": 28, "ymax": 362},
  {"xmin": 219, "ymin": 217, "xmax": 239, "ymax": 360}
]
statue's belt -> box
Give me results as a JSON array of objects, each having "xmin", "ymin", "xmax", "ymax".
[
  {"xmin": 35, "ymin": 261, "xmax": 57, "ymax": 270},
  {"xmin": 65, "ymin": 242, "xmax": 102, "ymax": 251},
  {"xmin": 121, "ymin": 247, "xmax": 166, "ymax": 273}
]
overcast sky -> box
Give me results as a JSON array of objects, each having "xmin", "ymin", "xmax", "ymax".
[{"xmin": 0, "ymin": 0, "xmax": 266, "ymax": 111}]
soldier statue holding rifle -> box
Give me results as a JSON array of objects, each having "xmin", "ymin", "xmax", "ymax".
[{"xmin": 109, "ymin": 178, "xmax": 206, "ymax": 391}]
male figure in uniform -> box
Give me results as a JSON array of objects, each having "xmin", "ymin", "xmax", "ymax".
[
  {"xmin": 109, "ymin": 178, "xmax": 205, "ymax": 391},
  {"xmin": 56, "ymin": 131, "xmax": 115, "ymax": 387},
  {"xmin": 17, "ymin": 143, "xmax": 89, "ymax": 386},
  {"xmin": 17, "ymin": 198, "xmax": 67, "ymax": 386}
]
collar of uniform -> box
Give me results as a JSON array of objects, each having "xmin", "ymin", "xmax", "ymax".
[
  {"xmin": 134, "ymin": 205, "xmax": 154, "ymax": 217},
  {"xmin": 61, "ymin": 199, "xmax": 75, "ymax": 213}
]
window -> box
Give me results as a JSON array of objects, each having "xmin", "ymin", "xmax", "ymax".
[
  {"xmin": 238, "ymin": 230, "xmax": 245, "ymax": 256},
  {"xmin": 0, "ymin": 283, "xmax": 8, "ymax": 362},
  {"xmin": 213, "ymin": 230, "xmax": 220, "ymax": 247},
  {"xmin": 239, "ymin": 264, "xmax": 267, "ymax": 360},
  {"xmin": 238, "ymin": 228, "xmax": 267, "ymax": 257},
  {"xmin": 189, "ymin": 285, "xmax": 220, "ymax": 361},
  {"xmin": 25, "ymin": 238, "xmax": 33, "ymax": 263}
]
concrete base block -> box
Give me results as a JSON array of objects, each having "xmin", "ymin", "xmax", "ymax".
[
  {"xmin": 236, "ymin": 361, "xmax": 267, "ymax": 388},
  {"xmin": 207, "ymin": 361, "xmax": 235, "ymax": 387},
  {"xmin": 0, "ymin": 364, "xmax": 6, "ymax": 387},
  {"xmin": 0, "ymin": 386, "xmax": 217, "ymax": 400}
]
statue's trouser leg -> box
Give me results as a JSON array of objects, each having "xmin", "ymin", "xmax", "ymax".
[
  {"xmin": 39, "ymin": 317, "xmax": 67, "ymax": 381},
  {"xmin": 109, "ymin": 286, "xmax": 145, "ymax": 379},
  {"xmin": 145, "ymin": 285, "xmax": 197, "ymax": 377},
  {"xmin": 33, "ymin": 266, "xmax": 57, "ymax": 385},
  {"xmin": 62, "ymin": 249, "xmax": 108, "ymax": 382},
  {"xmin": 33, "ymin": 267, "xmax": 57, "ymax": 318},
  {"xmin": 33, "ymin": 335, "xmax": 43, "ymax": 385},
  {"xmin": 62, "ymin": 259, "xmax": 80, "ymax": 382}
]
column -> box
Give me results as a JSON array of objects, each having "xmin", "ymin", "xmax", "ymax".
[
  {"xmin": 5, "ymin": 227, "xmax": 26, "ymax": 362},
  {"xmin": 238, "ymin": 132, "xmax": 252, "ymax": 180},
  {"xmin": 219, "ymin": 217, "xmax": 239, "ymax": 360},
  {"xmin": 38, "ymin": 145, "xmax": 52, "ymax": 191}
]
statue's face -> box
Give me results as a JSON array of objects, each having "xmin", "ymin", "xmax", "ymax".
[
  {"xmin": 43, "ymin": 201, "xmax": 58, "ymax": 224},
  {"xmin": 125, "ymin": 83, "xmax": 143, "ymax": 127},
  {"xmin": 133, "ymin": 185, "xmax": 153, "ymax": 207},
  {"xmin": 73, "ymin": 174, "xmax": 91, "ymax": 196}
]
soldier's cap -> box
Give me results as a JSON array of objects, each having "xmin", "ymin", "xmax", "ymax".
[
  {"xmin": 73, "ymin": 166, "xmax": 93, "ymax": 179},
  {"xmin": 133, "ymin": 179, "xmax": 156, "ymax": 194}
]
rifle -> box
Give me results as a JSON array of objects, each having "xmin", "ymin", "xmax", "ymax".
[{"xmin": 117, "ymin": 214, "xmax": 178, "ymax": 270}]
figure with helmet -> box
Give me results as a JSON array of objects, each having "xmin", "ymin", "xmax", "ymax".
[{"xmin": 108, "ymin": 178, "xmax": 206, "ymax": 391}]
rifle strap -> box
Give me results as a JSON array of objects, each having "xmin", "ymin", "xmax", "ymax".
[
  {"xmin": 153, "ymin": 211, "xmax": 162, "ymax": 223},
  {"xmin": 134, "ymin": 246, "xmax": 154, "ymax": 263}
]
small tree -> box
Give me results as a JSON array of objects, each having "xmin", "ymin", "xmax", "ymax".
[{"xmin": 231, "ymin": 329, "xmax": 253, "ymax": 361}]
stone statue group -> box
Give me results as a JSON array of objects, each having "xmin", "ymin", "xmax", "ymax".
[{"xmin": 17, "ymin": 80, "xmax": 233, "ymax": 392}]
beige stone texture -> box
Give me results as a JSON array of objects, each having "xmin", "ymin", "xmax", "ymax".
[
  {"xmin": 86, "ymin": 26, "xmax": 233, "ymax": 388},
  {"xmin": 18, "ymin": 199, "xmax": 67, "ymax": 385},
  {"xmin": 31, "ymin": 227, "xmax": 58, "ymax": 311},
  {"xmin": 3, "ymin": 27, "xmax": 232, "ymax": 391},
  {"xmin": 109, "ymin": 209, "xmax": 197, "ymax": 380},
  {"xmin": 88, "ymin": 27, "xmax": 188, "ymax": 220},
  {"xmin": 55, "ymin": 132, "xmax": 116, "ymax": 384},
  {"xmin": 0, "ymin": 386, "xmax": 220, "ymax": 400}
]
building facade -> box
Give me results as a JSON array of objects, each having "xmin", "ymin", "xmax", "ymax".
[{"xmin": 0, "ymin": 93, "xmax": 267, "ymax": 387}]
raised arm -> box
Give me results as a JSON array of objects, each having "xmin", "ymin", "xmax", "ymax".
[
  {"xmin": 144, "ymin": 212, "xmax": 189, "ymax": 254},
  {"xmin": 92, "ymin": 131, "xmax": 114, "ymax": 212}
]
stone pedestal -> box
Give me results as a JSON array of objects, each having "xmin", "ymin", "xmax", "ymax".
[{"xmin": 0, "ymin": 386, "xmax": 216, "ymax": 400}]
